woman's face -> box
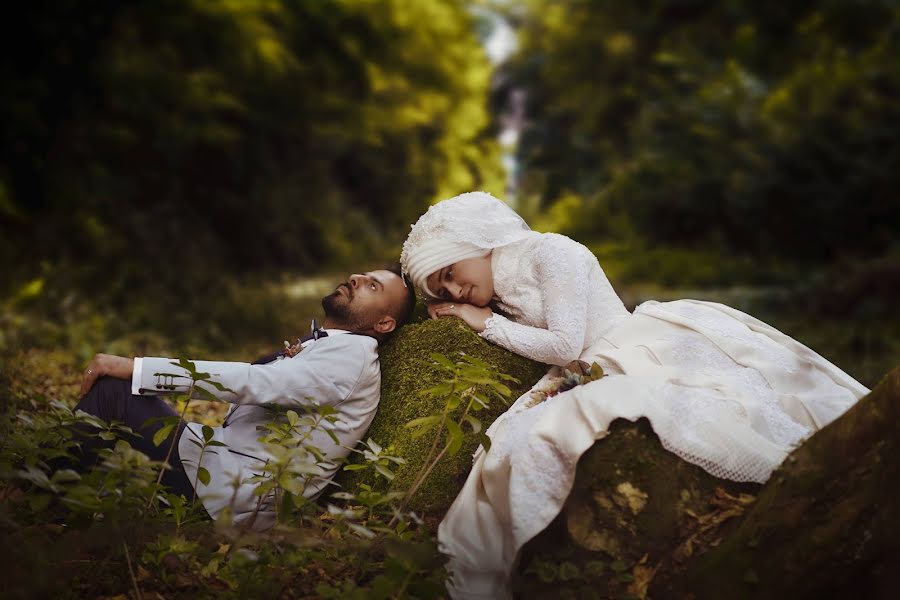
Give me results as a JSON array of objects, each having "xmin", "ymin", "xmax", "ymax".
[{"xmin": 426, "ymin": 254, "xmax": 494, "ymax": 307}]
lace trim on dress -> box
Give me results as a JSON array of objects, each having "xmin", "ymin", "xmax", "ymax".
[
  {"xmin": 657, "ymin": 332, "xmax": 810, "ymax": 451},
  {"xmin": 479, "ymin": 234, "xmax": 599, "ymax": 365}
]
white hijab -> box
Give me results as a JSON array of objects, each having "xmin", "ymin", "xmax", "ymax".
[{"xmin": 400, "ymin": 192, "xmax": 533, "ymax": 299}]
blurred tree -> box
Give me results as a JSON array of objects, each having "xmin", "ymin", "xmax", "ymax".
[
  {"xmin": 0, "ymin": 0, "xmax": 501, "ymax": 312},
  {"xmin": 501, "ymin": 0, "xmax": 899, "ymax": 263}
]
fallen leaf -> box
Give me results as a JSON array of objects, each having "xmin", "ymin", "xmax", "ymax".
[
  {"xmin": 614, "ymin": 482, "xmax": 649, "ymax": 515},
  {"xmin": 628, "ymin": 563, "xmax": 659, "ymax": 600}
]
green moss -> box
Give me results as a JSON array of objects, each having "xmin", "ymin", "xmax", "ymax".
[{"xmin": 334, "ymin": 317, "xmax": 546, "ymax": 514}]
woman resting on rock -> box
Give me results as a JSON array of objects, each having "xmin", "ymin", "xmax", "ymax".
[{"xmin": 399, "ymin": 191, "xmax": 868, "ymax": 599}]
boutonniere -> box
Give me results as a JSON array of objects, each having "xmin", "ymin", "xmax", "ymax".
[
  {"xmin": 283, "ymin": 338, "xmax": 304, "ymax": 358},
  {"xmin": 525, "ymin": 362, "xmax": 606, "ymax": 408},
  {"xmin": 282, "ymin": 319, "xmax": 324, "ymax": 359}
]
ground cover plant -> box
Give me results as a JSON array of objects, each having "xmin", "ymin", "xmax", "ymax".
[{"xmin": 0, "ymin": 338, "xmax": 526, "ymax": 599}]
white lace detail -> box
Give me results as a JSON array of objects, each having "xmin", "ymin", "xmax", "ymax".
[
  {"xmin": 649, "ymin": 382, "xmax": 779, "ymax": 482},
  {"xmin": 654, "ymin": 302, "xmax": 800, "ymax": 374},
  {"xmin": 480, "ymin": 233, "xmax": 630, "ymax": 366},
  {"xmin": 655, "ymin": 332, "xmax": 810, "ymax": 474},
  {"xmin": 481, "ymin": 313, "xmax": 504, "ymax": 336}
]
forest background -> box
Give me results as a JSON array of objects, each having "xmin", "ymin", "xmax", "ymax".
[
  {"xmin": 1, "ymin": 1, "xmax": 899, "ymax": 597},
  {"xmin": 2, "ymin": 0, "xmax": 898, "ymax": 396}
]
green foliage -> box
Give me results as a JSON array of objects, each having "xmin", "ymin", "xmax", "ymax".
[
  {"xmin": 0, "ymin": 0, "xmax": 503, "ymax": 340},
  {"xmin": 1, "ymin": 323, "xmax": 540, "ymax": 598},
  {"xmin": 1, "ymin": 401, "xmax": 161, "ymax": 526},
  {"xmin": 504, "ymin": 0, "xmax": 900, "ymax": 263}
]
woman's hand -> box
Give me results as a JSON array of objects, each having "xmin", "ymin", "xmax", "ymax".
[
  {"xmin": 79, "ymin": 353, "xmax": 135, "ymax": 398},
  {"xmin": 428, "ymin": 302, "xmax": 493, "ymax": 333}
]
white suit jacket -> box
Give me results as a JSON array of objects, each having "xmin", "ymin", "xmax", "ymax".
[{"xmin": 134, "ymin": 331, "xmax": 380, "ymax": 529}]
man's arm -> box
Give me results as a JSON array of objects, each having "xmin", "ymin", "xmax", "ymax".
[
  {"xmin": 136, "ymin": 336, "xmax": 373, "ymax": 408},
  {"xmin": 79, "ymin": 353, "xmax": 134, "ymax": 398}
]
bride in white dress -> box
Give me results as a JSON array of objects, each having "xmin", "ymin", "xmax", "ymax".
[{"xmin": 399, "ymin": 191, "xmax": 868, "ymax": 599}]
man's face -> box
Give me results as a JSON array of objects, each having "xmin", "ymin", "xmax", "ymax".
[{"xmin": 322, "ymin": 269, "xmax": 408, "ymax": 335}]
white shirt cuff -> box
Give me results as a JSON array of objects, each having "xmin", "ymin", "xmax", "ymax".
[{"xmin": 131, "ymin": 357, "xmax": 143, "ymax": 395}]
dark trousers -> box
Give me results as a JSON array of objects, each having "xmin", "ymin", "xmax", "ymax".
[{"xmin": 73, "ymin": 377, "xmax": 195, "ymax": 499}]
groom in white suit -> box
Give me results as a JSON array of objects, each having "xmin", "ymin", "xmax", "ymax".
[{"xmin": 75, "ymin": 266, "xmax": 414, "ymax": 529}]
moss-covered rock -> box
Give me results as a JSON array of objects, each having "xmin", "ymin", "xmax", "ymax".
[
  {"xmin": 333, "ymin": 317, "xmax": 546, "ymax": 513},
  {"xmin": 513, "ymin": 418, "xmax": 760, "ymax": 599}
]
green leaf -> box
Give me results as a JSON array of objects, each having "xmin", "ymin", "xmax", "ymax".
[
  {"xmin": 430, "ymin": 353, "xmax": 455, "ymax": 369},
  {"xmin": 202, "ymin": 425, "xmax": 214, "ymax": 442},
  {"xmin": 325, "ymin": 428, "xmax": 340, "ymax": 445},
  {"xmin": 206, "ymin": 380, "xmax": 235, "ymax": 393},
  {"xmin": 446, "ymin": 420, "xmax": 464, "ymax": 456},
  {"xmin": 489, "ymin": 382, "xmax": 512, "ymax": 397},
  {"xmin": 348, "ymin": 522, "xmax": 376, "ymax": 539},
  {"xmin": 373, "ymin": 463, "xmax": 395, "ymax": 481},
  {"xmin": 192, "ymin": 386, "xmax": 217, "ymax": 401},
  {"xmin": 50, "ymin": 469, "xmax": 81, "ymax": 484},
  {"xmin": 197, "ymin": 467, "xmax": 211, "ymax": 486},
  {"xmin": 287, "ymin": 410, "xmax": 299, "ymax": 427},
  {"xmin": 418, "ymin": 382, "xmax": 454, "ymax": 398},
  {"xmin": 463, "ymin": 415, "xmax": 482, "ymax": 434},
  {"xmin": 153, "ymin": 423, "xmax": 176, "ymax": 447},
  {"xmin": 253, "ymin": 480, "xmax": 275, "ymax": 495},
  {"xmin": 405, "ymin": 415, "xmax": 442, "ymax": 438},
  {"xmin": 176, "ymin": 358, "xmax": 198, "ymax": 375},
  {"xmin": 367, "ymin": 437, "xmax": 383, "ymax": 455},
  {"xmin": 280, "ymin": 476, "xmax": 304, "ymax": 496},
  {"xmin": 306, "ymin": 445, "xmax": 326, "ymax": 462},
  {"xmin": 472, "ymin": 393, "xmax": 490, "ymax": 409},
  {"xmin": 343, "ymin": 464, "xmax": 367, "ymax": 471},
  {"xmin": 479, "ymin": 433, "xmax": 492, "ymax": 453}
]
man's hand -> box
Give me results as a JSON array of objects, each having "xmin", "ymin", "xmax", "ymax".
[
  {"xmin": 427, "ymin": 301, "xmax": 493, "ymax": 333},
  {"xmin": 79, "ymin": 353, "xmax": 135, "ymax": 398}
]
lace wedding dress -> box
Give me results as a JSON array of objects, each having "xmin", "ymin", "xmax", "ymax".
[{"xmin": 439, "ymin": 230, "xmax": 868, "ymax": 599}]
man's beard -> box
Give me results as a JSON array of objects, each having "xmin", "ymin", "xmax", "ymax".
[{"xmin": 322, "ymin": 285, "xmax": 363, "ymax": 330}]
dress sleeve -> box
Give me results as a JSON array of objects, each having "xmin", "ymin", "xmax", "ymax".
[{"xmin": 480, "ymin": 234, "xmax": 590, "ymax": 366}]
